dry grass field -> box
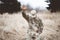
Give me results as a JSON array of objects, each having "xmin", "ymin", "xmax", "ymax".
[
  {"xmin": 0, "ymin": 11, "xmax": 60, "ymax": 40},
  {"xmin": 37, "ymin": 12, "xmax": 60, "ymax": 40}
]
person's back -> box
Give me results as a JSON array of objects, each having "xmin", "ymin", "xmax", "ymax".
[{"xmin": 22, "ymin": 10, "xmax": 43, "ymax": 40}]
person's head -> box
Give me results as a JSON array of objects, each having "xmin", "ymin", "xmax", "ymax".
[
  {"xmin": 0, "ymin": 0, "xmax": 21, "ymax": 14},
  {"xmin": 21, "ymin": 5, "xmax": 27, "ymax": 11}
]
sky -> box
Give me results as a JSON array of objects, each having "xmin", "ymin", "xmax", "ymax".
[{"xmin": 18, "ymin": 0, "xmax": 50, "ymax": 10}]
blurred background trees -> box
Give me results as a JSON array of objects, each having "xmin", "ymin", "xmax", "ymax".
[
  {"xmin": 46, "ymin": 0, "xmax": 60, "ymax": 12},
  {"xmin": 0, "ymin": 0, "xmax": 21, "ymax": 14}
]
